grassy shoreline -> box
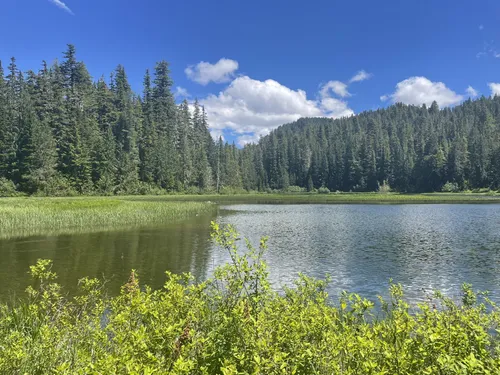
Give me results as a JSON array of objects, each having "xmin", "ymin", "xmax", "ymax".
[
  {"xmin": 0, "ymin": 197, "xmax": 216, "ymax": 240},
  {"xmin": 126, "ymin": 192, "xmax": 500, "ymax": 204},
  {"xmin": 1, "ymin": 192, "xmax": 499, "ymax": 239}
]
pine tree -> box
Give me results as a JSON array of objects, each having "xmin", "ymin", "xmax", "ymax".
[
  {"xmin": 139, "ymin": 69, "xmax": 156, "ymax": 184},
  {"xmin": 58, "ymin": 45, "xmax": 93, "ymax": 191},
  {"xmin": 112, "ymin": 65, "xmax": 139, "ymax": 192},
  {"xmin": 18, "ymin": 66, "xmax": 58, "ymax": 193},
  {"xmin": 178, "ymin": 99, "xmax": 193, "ymax": 189},
  {"xmin": 94, "ymin": 77, "xmax": 117, "ymax": 193},
  {"xmin": 152, "ymin": 61, "xmax": 178, "ymax": 190}
]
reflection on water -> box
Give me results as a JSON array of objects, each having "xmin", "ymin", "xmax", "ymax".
[
  {"xmin": 214, "ymin": 204, "xmax": 500, "ymax": 303},
  {"xmin": 1, "ymin": 204, "xmax": 500, "ymax": 305},
  {"xmin": 0, "ymin": 212, "xmax": 217, "ymax": 300}
]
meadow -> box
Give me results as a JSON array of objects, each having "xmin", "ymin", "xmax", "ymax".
[{"xmin": 0, "ymin": 223, "xmax": 499, "ymax": 374}]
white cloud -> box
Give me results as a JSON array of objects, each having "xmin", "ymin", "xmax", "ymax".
[
  {"xmin": 175, "ymin": 86, "xmax": 190, "ymax": 98},
  {"xmin": 237, "ymin": 133, "xmax": 262, "ymax": 147},
  {"xmin": 350, "ymin": 70, "xmax": 372, "ymax": 83},
  {"xmin": 319, "ymin": 97, "xmax": 353, "ymax": 117},
  {"xmin": 380, "ymin": 95, "xmax": 389, "ymax": 102},
  {"xmin": 489, "ymin": 83, "xmax": 500, "ymax": 96},
  {"xmin": 466, "ymin": 86, "xmax": 478, "ymax": 98},
  {"xmin": 320, "ymin": 80, "xmax": 350, "ymax": 98},
  {"xmin": 381, "ymin": 76, "xmax": 463, "ymax": 107},
  {"xmin": 185, "ymin": 58, "xmax": 238, "ymax": 85},
  {"xmin": 48, "ymin": 0, "xmax": 74, "ymax": 15},
  {"xmin": 210, "ymin": 128, "xmax": 225, "ymax": 141},
  {"xmin": 200, "ymin": 76, "xmax": 353, "ymax": 145}
]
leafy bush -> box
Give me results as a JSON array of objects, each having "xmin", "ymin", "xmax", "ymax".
[
  {"xmin": 378, "ymin": 180, "xmax": 392, "ymax": 194},
  {"xmin": 318, "ymin": 186, "xmax": 330, "ymax": 194},
  {"xmin": 36, "ymin": 175, "xmax": 80, "ymax": 197},
  {"xmin": 442, "ymin": 181, "xmax": 460, "ymax": 193},
  {"xmin": 285, "ymin": 185, "xmax": 306, "ymax": 193},
  {"xmin": 0, "ymin": 177, "xmax": 18, "ymax": 197},
  {"xmin": 1, "ymin": 224, "xmax": 500, "ymax": 374}
]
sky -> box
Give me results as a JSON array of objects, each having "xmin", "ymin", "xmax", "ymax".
[{"xmin": 1, "ymin": 0, "xmax": 500, "ymax": 146}]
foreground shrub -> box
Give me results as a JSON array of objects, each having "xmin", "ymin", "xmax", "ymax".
[{"xmin": 1, "ymin": 224, "xmax": 500, "ymax": 374}]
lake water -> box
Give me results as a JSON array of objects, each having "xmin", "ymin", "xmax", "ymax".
[{"xmin": 1, "ymin": 204, "xmax": 500, "ymax": 304}]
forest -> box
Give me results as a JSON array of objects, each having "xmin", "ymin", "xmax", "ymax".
[{"xmin": 1, "ymin": 45, "xmax": 500, "ymax": 195}]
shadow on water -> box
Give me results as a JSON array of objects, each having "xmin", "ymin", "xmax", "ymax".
[{"xmin": 0, "ymin": 211, "xmax": 218, "ymax": 300}]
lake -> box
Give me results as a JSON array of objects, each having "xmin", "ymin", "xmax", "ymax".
[{"xmin": 1, "ymin": 204, "xmax": 500, "ymax": 304}]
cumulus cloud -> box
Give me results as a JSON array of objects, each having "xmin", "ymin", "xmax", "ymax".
[
  {"xmin": 175, "ymin": 86, "xmax": 190, "ymax": 99},
  {"xmin": 201, "ymin": 76, "xmax": 353, "ymax": 146},
  {"xmin": 381, "ymin": 76, "xmax": 463, "ymax": 107},
  {"xmin": 466, "ymin": 86, "xmax": 478, "ymax": 98},
  {"xmin": 489, "ymin": 83, "xmax": 500, "ymax": 96},
  {"xmin": 350, "ymin": 70, "xmax": 372, "ymax": 83},
  {"xmin": 320, "ymin": 81, "xmax": 350, "ymax": 98},
  {"xmin": 48, "ymin": 0, "xmax": 74, "ymax": 15},
  {"xmin": 185, "ymin": 58, "xmax": 238, "ymax": 85},
  {"xmin": 319, "ymin": 97, "xmax": 353, "ymax": 117}
]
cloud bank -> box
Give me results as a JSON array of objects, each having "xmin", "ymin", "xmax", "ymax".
[{"xmin": 200, "ymin": 75, "xmax": 355, "ymax": 146}]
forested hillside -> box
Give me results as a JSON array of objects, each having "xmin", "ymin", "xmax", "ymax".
[
  {"xmin": 1, "ymin": 45, "xmax": 500, "ymax": 195},
  {"xmin": 256, "ymin": 98, "xmax": 500, "ymax": 192}
]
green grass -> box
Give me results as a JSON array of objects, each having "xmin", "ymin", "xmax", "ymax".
[
  {"xmin": 0, "ymin": 196, "xmax": 216, "ymax": 239},
  {"xmin": 126, "ymin": 191, "xmax": 500, "ymax": 204},
  {"xmin": 1, "ymin": 192, "xmax": 499, "ymax": 239}
]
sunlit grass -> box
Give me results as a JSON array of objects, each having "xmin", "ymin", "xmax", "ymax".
[
  {"xmin": 1, "ymin": 192, "xmax": 498, "ymax": 239},
  {"xmin": 0, "ymin": 197, "xmax": 216, "ymax": 239},
  {"xmin": 126, "ymin": 192, "xmax": 500, "ymax": 204}
]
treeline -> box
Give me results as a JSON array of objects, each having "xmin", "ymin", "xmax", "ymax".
[
  {"xmin": 2, "ymin": 45, "xmax": 500, "ymax": 195},
  {"xmin": 252, "ymin": 97, "xmax": 500, "ymax": 193},
  {"xmin": 0, "ymin": 45, "xmax": 234, "ymax": 196}
]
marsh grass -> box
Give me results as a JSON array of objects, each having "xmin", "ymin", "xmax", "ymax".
[
  {"xmin": 0, "ymin": 197, "xmax": 216, "ymax": 240},
  {"xmin": 2, "ymin": 193, "xmax": 498, "ymax": 239}
]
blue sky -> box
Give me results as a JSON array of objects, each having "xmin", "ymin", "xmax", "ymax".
[{"xmin": 2, "ymin": 0, "xmax": 500, "ymax": 145}]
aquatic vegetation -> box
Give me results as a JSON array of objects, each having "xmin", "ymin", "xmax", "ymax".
[
  {"xmin": 1, "ymin": 223, "xmax": 500, "ymax": 374},
  {"xmin": 0, "ymin": 197, "xmax": 215, "ymax": 239}
]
